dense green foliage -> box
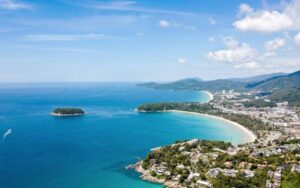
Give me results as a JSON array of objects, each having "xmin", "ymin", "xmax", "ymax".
[
  {"xmin": 282, "ymin": 169, "xmax": 300, "ymax": 188},
  {"xmin": 244, "ymin": 71, "xmax": 300, "ymax": 106},
  {"xmin": 138, "ymin": 102, "xmax": 215, "ymax": 113},
  {"xmin": 141, "ymin": 139, "xmax": 300, "ymax": 188},
  {"xmin": 231, "ymin": 72, "xmax": 286, "ymax": 83},
  {"xmin": 242, "ymin": 99, "xmax": 277, "ymax": 108},
  {"xmin": 247, "ymin": 71, "xmax": 300, "ymax": 106},
  {"xmin": 280, "ymin": 139, "xmax": 300, "ymax": 145},
  {"xmin": 270, "ymin": 89, "xmax": 300, "ymax": 106},
  {"xmin": 211, "ymin": 169, "xmax": 268, "ymax": 188},
  {"xmin": 251, "ymin": 71, "xmax": 300, "ymax": 91},
  {"xmin": 142, "ymin": 140, "xmax": 232, "ymax": 182},
  {"xmin": 220, "ymin": 113, "xmax": 273, "ymax": 134},
  {"xmin": 245, "ymin": 75, "xmax": 286, "ymax": 88},
  {"xmin": 53, "ymin": 108, "xmax": 84, "ymax": 115}
]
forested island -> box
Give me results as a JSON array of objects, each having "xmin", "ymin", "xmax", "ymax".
[{"xmin": 51, "ymin": 108, "xmax": 85, "ymax": 116}]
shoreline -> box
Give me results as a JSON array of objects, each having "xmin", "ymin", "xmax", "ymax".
[
  {"xmin": 134, "ymin": 161, "xmax": 184, "ymax": 188},
  {"xmin": 202, "ymin": 90, "xmax": 214, "ymax": 102},
  {"xmin": 50, "ymin": 113, "xmax": 84, "ymax": 117},
  {"xmin": 133, "ymin": 110, "xmax": 257, "ymax": 186},
  {"xmin": 167, "ymin": 110, "xmax": 256, "ymax": 144},
  {"xmin": 133, "ymin": 90, "xmax": 256, "ymax": 186}
]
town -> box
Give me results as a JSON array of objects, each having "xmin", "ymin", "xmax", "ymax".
[{"xmin": 133, "ymin": 90, "xmax": 300, "ymax": 187}]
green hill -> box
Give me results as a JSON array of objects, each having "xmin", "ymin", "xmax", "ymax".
[
  {"xmin": 138, "ymin": 78, "xmax": 246, "ymax": 91},
  {"xmin": 229, "ymin": 72, "xmax": 286, "ymax": 83},
  {"xmin": 270, "ymin": 89, "xmax": 300, "ymax": 106},
  {"xmin": 247, "ymin": 70, "xmax": 300, "ymax": 91},
  {"xmin": 138, "ymin": 70, "xmax": 300, "ymax": 106},
  {"xmin": 249, "ymin": 70, "xmax": 300, "ymax": 106}
]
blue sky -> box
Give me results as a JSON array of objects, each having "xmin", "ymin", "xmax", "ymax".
[{"xmin": 0, "ymin": 0, "xmax": 300, "ymax": 82}]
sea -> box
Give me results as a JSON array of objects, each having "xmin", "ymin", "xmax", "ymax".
[{"xmin": 0, "ymin": 83, "xmax": 249, "ymax": 188}]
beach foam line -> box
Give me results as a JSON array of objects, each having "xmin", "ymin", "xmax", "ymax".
[
  {"xmin": 202, "ymin": 91, "xmax": 214, "ymax": 102},
  {"xmin": 3, "ymin": 129, "xmax": 12, "ymax": 140},
  {"xmin": 167, "ymin": 110, "xmax": 257, "ymax": 144}
]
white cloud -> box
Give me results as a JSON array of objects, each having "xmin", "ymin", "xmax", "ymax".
[
  {"xmin": 234, "ymin": 1, "xmax": 300, "ymax": 33},
  {"xmin": 223, "ymin": 37, "xmax": 239, "ymax": 48},
  {"xmin": 23, "ymin": 34, "xmax": 108, "ymax": 41},
  {"xmin": 295, "ymin": 32, "xmax": 300, "ymax": 45},
  {"xmin": 207, "ymin": 37, "xmax": 258, "ymax": 64},
  {"xmin": 158, "ymin": 20, "xmax": 197, "ymax": 30},
  {"xmin": 0, "ymin": 0, "xmax": 32, "ymax": 10},
  {"xmin": 208, "ymin": 37, "xmax": 215, "ymax": 43},
  {"xmin": 158, "ymin": 20, "xmax": 171, "ymax": 28},
  {"xmin": 265, "ymin": 37, "xmax": 286, "ymax": 51},
  {"xmin": 238, "ymin": 3, "xmax": 253, "ymax": 15},
  {"xmin": 284, "ymin": 0, "xmax": 300, "ymax": 29},
  {"xmin": 207, "ymin": 44, "xmax": 257, "ymax": 63},
  {"xmin": 234, "ymin": 61, "xmax": 259, "ymax": 69},
  {"xmin": 260, "ymin": 51, "xmax": 277, "ymax": 59},
  {"xmin": 177, "ymin": 58, "xmax": 187, "ymax": 64},
  {"xmin": 234, "ymin": 10, "xmax": 293, "ymax": 33}
]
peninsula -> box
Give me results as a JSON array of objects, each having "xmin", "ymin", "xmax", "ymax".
[
  {"xmin": 132, "ymin": 75, "xmax": 300, "ymax": 187},
  {"xmin": 51, "ymin": 108, "xmax": 85, "ymax": 116}
]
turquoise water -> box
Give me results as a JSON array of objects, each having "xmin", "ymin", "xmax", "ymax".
[{"xmin": 0, "ymin": 83, "xmax": 247, "ymax": 188}]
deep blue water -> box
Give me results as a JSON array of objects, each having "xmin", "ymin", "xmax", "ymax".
[{"xmin": 0, "ymin": 83, "xmax": 247, "ymax": 188}]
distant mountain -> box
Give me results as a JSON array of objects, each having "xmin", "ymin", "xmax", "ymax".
[
  {"xmin": 138, "ymin": 70, "xmax": 300, "ymax": 106},
  {"xmin": 138, "ymin": 78, "xmax": 246, "ymax": 91},
  {"xmin": 232, "ymin": 70, "xmax": 300, "ymax": 106},
  {"xmin": 249, "ymin": 70, "xmax": 300, "ymax": 91},
  {"xmin": 140, "ymin": 73, "xmax": 289, "ymax": 92},
  {"xmin": 270, "ymin": 89, "xmax": 300, "ymax": 106},
  {"xmin": 229, "ymin": 72, "xmax": 287, "ymax": 83},
  {"xmin": 247, "ymin": 70, "xmax": 300, "ymax": 106},
  {"xmin": 179, "ymin": 77, "xmax": 204, "ymax": 82}
]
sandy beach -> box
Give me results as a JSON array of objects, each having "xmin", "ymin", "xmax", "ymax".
[
  {"xmin": 202, "ymin": 90, "xmax": 214, "ymax": 102},
  {"xmin": 167, "ymin": 110, "xmax": 257, "ymax": 144}
]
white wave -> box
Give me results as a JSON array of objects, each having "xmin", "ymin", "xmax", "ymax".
[{"xmin": 3, "ymin": 129, "xmax": 12, "ymax": 140}]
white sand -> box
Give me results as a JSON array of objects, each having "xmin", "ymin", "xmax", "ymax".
[
  {"xmin": 202, "ymin": 91, "xmax": 214, "ymax": 102},
  {"xmin": 167, "ymin": 110, "xmax": 257, "ymax": 144}
]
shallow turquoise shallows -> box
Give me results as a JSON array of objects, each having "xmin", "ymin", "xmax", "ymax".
[{"xmin": 0, "ymin": 83, "xmax": 248, "ymax": 188}]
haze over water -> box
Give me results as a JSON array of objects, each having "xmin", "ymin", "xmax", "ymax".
[{"xmin": 0, "ymin": 83, "xmax": 248, "ymax": 188}]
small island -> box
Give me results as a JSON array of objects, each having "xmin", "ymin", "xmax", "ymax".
[{"xmin": 51, "ymin": 108, "xmax": 85, "ymax": 117}]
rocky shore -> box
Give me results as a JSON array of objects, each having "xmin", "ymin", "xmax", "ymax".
[{"xmin": 134, "ymin": 161, "xmax": 184, "ymax": 188}]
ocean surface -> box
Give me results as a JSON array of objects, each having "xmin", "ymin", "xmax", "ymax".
[{"xmin": 0, "ymin": 83, "xmax": 248, "ymax": 188}]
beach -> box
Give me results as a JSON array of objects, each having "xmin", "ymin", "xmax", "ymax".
[
  {"xmin": 167, "ymin": 110, "xmax": 257, "ymax": 144},
  {"xmin": 199, "ymin": 91, "xmax": 255, "ymax": 143},
  {"xmin": 202, "ymin": 91, "xmax": 214, "ymax": 102},
  {"xmin": 138, "ymin": 90, "xmax": 256, "ymax": 144}
]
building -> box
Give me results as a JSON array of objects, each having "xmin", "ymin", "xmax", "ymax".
[
  {"xmin": 243, "ymin": 170, "xmax": 255, "ymax": 178},
  {"xmin": 291, "ymin": 164, "xmax": 300, "ymax": 173},
  {"xmin": 197, "ymin": 180, "xmax": 211, "ymax": 187}
]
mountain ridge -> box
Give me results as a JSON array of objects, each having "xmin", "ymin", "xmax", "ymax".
[{"xmin": 138, "ymin": 70, "xmax": 300, "ymax": 106}]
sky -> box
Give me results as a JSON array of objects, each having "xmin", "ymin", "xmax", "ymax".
[{"xmin": 0, "ymin": 0, "xmax": 300, "ymax": 82}]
